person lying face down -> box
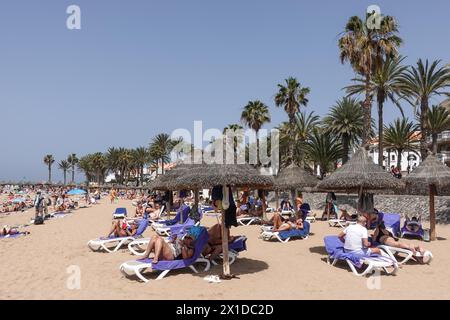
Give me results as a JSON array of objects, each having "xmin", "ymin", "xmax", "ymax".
[
  {"xmin": 106, "ymin": 219, "xmax": 139, "ymax": 238},
  {"xmin": 141, "ymin": 233, "xmax": 196, "ymax": 264}
]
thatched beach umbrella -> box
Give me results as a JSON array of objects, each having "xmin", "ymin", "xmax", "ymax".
[
  {"xmin": 167, "ymin": 163, "xmax": 274, "ymax": 278},
  {"xmin": 317, "ymin": 148, "xmax": 404, "ymax": 218},
  {"xmin": 274, "ymin": 164, "xmax": 319, "ymax": 209},
  {"xmin": 404, "ymin": 154, "xmax": 450, "ymax": 241},
  {"xmin": 150, "ymin": 163, "xmax": 203, "ymax": 220}
]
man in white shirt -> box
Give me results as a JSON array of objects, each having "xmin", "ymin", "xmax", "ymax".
[{"xmin": 338, "ymin": 216, "xmax": 381, "ymax": 255}]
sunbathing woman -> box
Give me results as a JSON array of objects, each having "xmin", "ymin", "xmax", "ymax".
[
  {"xmin": 141, "ymin": 234, "xmax": 195, "ymax": 263},
  {"xmin": 272, "ymin": 215, "xmax": 304, "ymax": 232},
  {"xmin": 145, "ymin": 202, "xmax": 162, "ymax": 220},
  {"xmin": 372, "ymin": 221, "xmax": 431, "ymax": 263},
  {"xmin": 1, "ymin": 225, "xmax": 20, "ymax": 236},
  {"xmin": 106, "ymin": 219, "xmax": 139, "ymax": 238}
]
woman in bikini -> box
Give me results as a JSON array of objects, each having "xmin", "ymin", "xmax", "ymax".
[
  {"xmin": 372, "ymin": 221, "xmax": 431, "ymax": 263},
  {"xmin": 141, "ymin": 234, "xmax": 195, "ymax": 264}
]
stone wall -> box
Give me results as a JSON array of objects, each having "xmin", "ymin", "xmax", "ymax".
[{"xmin": 300, "ymin": 192, "xmax": 450, "ymax": 223}]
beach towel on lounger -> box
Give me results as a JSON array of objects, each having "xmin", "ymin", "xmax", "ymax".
[{"xmin": 278, "ymin": 221, "xmax": 310, "ymax": 241}]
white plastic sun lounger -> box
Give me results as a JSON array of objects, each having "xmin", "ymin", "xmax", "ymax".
[
  {"xmin": 328, "ymin": 218, "xmax": 356, "ymax": 228},
  {"xmin": 88, "ymin": 235, "xmax": 143, "ymax": 253},
  {"xmin": 87, "ymin": 220, "xmax": 148, "ymax": 253},
  {"xmin": 237, "ymin": 216, "xmax": 262, "ymax": 226},
  {"xmin": 378, "ymin": 245, "xmax": 433, "ymax": 265},
  {"xmin": 324, "ymin": 236, "xmax": 398, "ymax": 276}
]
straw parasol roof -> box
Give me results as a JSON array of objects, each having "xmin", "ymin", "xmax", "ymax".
[
  {"xmin": 274, "ymin": 164, "xmax": 318, "ymax": 191},
  {"xmin": 149, "ymin": 163, "xmax": 199, "ymax": 191},
  {"xmin": 404, "ymin": 153, "xmax": 450, "ymax": 193},
  {"xmin": 165, "ymin": 163, "xmax": 274, "ymax": 190},
  {"xmin": 316, "ymin": 147, "xmax": 404, "ymax": 192}
]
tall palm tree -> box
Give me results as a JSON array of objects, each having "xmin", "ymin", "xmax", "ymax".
[
  {"xmin": 78, "ymin": 155, "xmax": 94, "ymax": 185},
  {"xmin": 43, "ymin": 155, "xmax": 55, "ymax": 183},
  {"xmin": 400, "ymin": 59, "xmax": 450, "ymax": 159},
  {"xmin": 323, "ymin": 97, "xmax": 365, "ymax": 164},
  {"xmin": 67, "ymin": 153, "xmax": 78, "ymax": 183},
  {"xmin": 427, "ymin": 105, "xmax": 450, "ymax": 154},
  {"xmin": 58, "ymin": 160, "xmax": 71, "ymax": 185},
  {"xmin": 90, "ymin": 152, "xmax": 107, "ymax": 186},
  {"xmin": 384, "ymin": 118, "xmax": 419, "ymax": 169},
  {"xmin": 346, "ymin": 56, "xmax": 407, "ymax": 165},
  {"xmin": 304, "ymin": 130, "xmax": 343, "ymax": 179},
  {"xmin": 133, "ymin": 147, "xmax": 150, "ymax": 186},
  {"xmin": 223, "ymin": 124, "xmax": 244, "ymax": 164},
  {"xmin": 241, "ymin": 100, "xmax": 271, "ymax": 166},
  {"xmin": 339, "ymin": 14, "xmax": 402, "ymax": 145},
  {"xmin": 275, "ymin": 77, "xmax": 310, "ymax": 164},
  {"xmin": 278, "ymin": 111, "xmax": 320, "ymax": 167},
  {"xmin": 149, "ymin": 133, "xmax": 176, "ymax": 175}
]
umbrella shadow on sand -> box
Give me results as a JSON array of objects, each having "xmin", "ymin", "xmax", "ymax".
[{"xmin": 191, "ymin": 257, "xmax": 269, "ymax": 279}]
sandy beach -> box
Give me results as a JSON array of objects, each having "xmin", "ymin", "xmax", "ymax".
[{"xmin": 1, "ymin": 198, "xmax": 449, "ymax": 300}]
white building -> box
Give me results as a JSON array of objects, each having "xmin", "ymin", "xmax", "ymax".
[{"xmin": 367, "ymin": 131, "xmax": 422, "ymax": 172}]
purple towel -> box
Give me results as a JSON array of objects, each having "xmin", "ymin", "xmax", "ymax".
[
  {"xmin": 229, "ymin": 236, "xmax": 247, "ymax": 252},
  {"xmin": 1, "ymin": 232, "xmax": 27, "ymax": 239},
  {"xmin": 324, "ymin": 235, "xmax": 368, "ymax": 268},
  {"xmin": 278, "ymin": 221, "xmax": 310, "ymax": 241}
]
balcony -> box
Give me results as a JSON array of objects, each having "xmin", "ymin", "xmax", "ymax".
[
  {"xmin": 438, "ymin": 151, "xmax": 450, "ymax": 163},
  {"xmin": 427, "ymin": 130, "xmax": 450, "ymax": 145}
]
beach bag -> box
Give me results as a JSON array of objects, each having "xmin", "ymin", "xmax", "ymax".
[{"xmin": 34, "ymin": 216, "xmax": 44, "ymax": 225}]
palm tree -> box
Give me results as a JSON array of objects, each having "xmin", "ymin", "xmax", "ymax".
[
  {"xmin": 400, "ymin": 59, "xmax": 450, "ymax": 159},
  {"xmin": 304, "ymin": 130, "xmax": 342, "ymax": 179},
  {"xmin": 278, "ymin": 111, "xmax": 320, "ymax": 167},
  {"xmin": 427, "ymin": 105, "xmax": 450, "ymax": 154},
  {"xmin": 241, "ymin": 101, "xmax": 271, "ymax": 166},
  {"xmin": 133, "ymin": 147, "xmax": 150, "ymax": 186},
  {"xmin": 67, "ymin": 153, "xmax": 78, "ymax": 183},
  {"xmin": 384, "ymin": 118, "xmax": 419, "ymax": 169},
  {"xmin": 323, "ymin": 97, "xmax": 365, "ymax": 164},
  {"xmin": 43, "ymin": 155, "xmax": 55, "ymax": 183},
  {"xmin": 58, "ymin": 160, "xmax": 71, "ymax": 185},
  {"xmin": 223, "ymin": 124, "xmax": 244, "ymax": 164},
  {"xmin": 149, "ymin": 133, "xmax": 176, "ymax": 175},
  {"xmin": 346, "ymin": 56, "xmax": 407, "ymax": 165},
  {"xmin": 339, "ymin": 14, "xmax": 402, "ymax": 145},
  {"xmin": 78, "ymin": 155, "xmax": 94, "ymax": 185},
  {"xmin": 275, "ymin": 77, "xmax": 310, "ymax": 164},
  {"xmin": 90, "ymin": 152, "xmax": 107, "ymax": 186}
]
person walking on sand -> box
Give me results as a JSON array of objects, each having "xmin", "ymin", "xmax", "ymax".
[{"xmin": 110, "ymin": 188, "xmax": 117, "ymax": 204}]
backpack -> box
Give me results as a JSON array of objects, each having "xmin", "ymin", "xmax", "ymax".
[{"xmin": 34, "ymin": 216, "xmax": 44, "ymax": 225}]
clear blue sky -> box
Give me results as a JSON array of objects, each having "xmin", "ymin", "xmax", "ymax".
[{"xmin": 1, "ymin": 0, "xmax": 449, "ymax": 182}]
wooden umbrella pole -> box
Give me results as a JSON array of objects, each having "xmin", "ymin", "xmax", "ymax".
[
  {"xmin": 430, "ymin": 184, "xmax": 436, "ymax": 241},
  {"xmin": 275, "ymin": 190, "xmax": 279, "ymax": 209},
  {"xmin": 261, "ymin": 191, "xmax": 267, "ymax": 221},
  {"xmin": 221, "ymin": 211, "xmax": 231, "ymax": 277}
]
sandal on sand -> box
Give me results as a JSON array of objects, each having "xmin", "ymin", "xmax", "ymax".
[
  {"xmin": 422, "ymin": 251, "xmax": 433, "ymax": 264},
  {"xmin": 204, "ymin": 275, "xmax": 221, "ymax": 283}
]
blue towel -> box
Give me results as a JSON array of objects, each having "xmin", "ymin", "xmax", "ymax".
[{"xmin": 278, "ymin": 221, "xmax": 310, "ymax": 240}]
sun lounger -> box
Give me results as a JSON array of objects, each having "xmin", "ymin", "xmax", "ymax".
[
  {"xmin": 260, "ymin": 221, "xmax": 310, "ymax": 243},
  {"xmin": 151, "ymin": 205, "xmax": 188, "ymax": 229},
  {"xmin": 87, "ymin": 219, "xmax": 148, "ymax": 253},
  {"xmin": 113, "ymin": 208, "xmax": 127, "ymax": 219},
  {"xmin": 211, "ymin": 236, "xmax": 248, "ymax": 266},
  {"xmin": 401, "ymin": 215, "xmax": 424, "ymax": 240},
  {"xmin": 328, "ymin": 218, "xmax": 356, "ymax": 228},
  {"xmin": 324, "ymin": 235, "xmax": 398, "ymax": 276},
  {"xmin": 154, "ymin": 217, "xmax": 197, "ymax": 237},
  {"xmin": 373, "ymin": 213, "xmax": 432, "ymax": 265},
  {"xmin": 119, "ymin": 227, "xmax": 210, "ymax": 282},
  {"xmin": 237, "ymin": 216, "xmax": 262, "ymax": 226}
]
